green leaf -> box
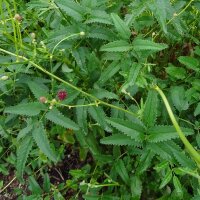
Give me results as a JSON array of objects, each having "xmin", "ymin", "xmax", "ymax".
[
  {"xmin": 28, "ymin": 176, "xmax": 43, "ymax": 195},
  {"xmin": 148, "ymin": 126, "xmax": 194, "ymax": 143},
  {"xmin": 111, "ymin": 13, "xmax": 131, "ymax": 40},
  {"xmin": 154, "ymin": 161, "xmax": 169, "ymax": 172},
  {"xmin": 27, "ymin": 81, "xmax": 49, "ymax": 99},
  {"xmin": 100, "ymin": 40, "xmax": 132, "ymax": 52},
  {"xmin": 88, "ymin": 106, "xmax": 110, "ymax": 131},
  {"xmin": 166, "ymin": 142, "xmax": 195, "ymax": 169},
  {"xmin": 166, "ymin": 65, "xmax": 186, "ymax": 80},
  {"xmin": 85, "ymin": 10, "xmax": 112, "ymax": 25},
  {"xmin": 76, "ymin": 99, "xmax": 88, "ymax": 135},
  {"xmin": 143, "ymin": 90, "xmax": 158, "ymax": 127},
  {"xmin": 173, "ymin": 176, "xmax": 183, "ymax": 198},
  {"xmin": 121, "ymin": 63, "xmax": 142, "ymax": 91},
  {"xmin": 130, "ymin": 176, "xmax": 142, "ymax": 200},
  {"xmin": 91, "ymin": 88, "xmax": 119, "ymax": 100},
  {"xmin": 159, "ymin": 168, "xmax": 172, "ymax": 189},
  {"xmin": 170, "ymin": 86, "xmax": 189, "ymax": 112},
  {"xmin": 97, "ymin": 61, "xmax": 121, "ymax": 86},
  {"xmin": 115, "ymin": 159, "xmax": 129, "ymax": 185},
  {"xmin": 178, "ymin": 56, "xmax": 199, "ymax": 71},
  {"xmin": 137, "ymin": 149, "xmax": 154, "ymax": 174},
  {"xmin": 150, "ymin": 0, "xmax": 168, "ymax": 33},
  {"xmin": 32, "ymin": 122, "xmax": 57, "ymax": 162},
  {"xmin": 46, "ymin": 108, "xmax": 79, "ymax": 131},
  {"xmin": 100, "ymin": 134, "xmax": 140, "ymax": 146},
  {"xmin": 56, "ymin": 0, "xmax": 84, "ymax": 21},
  {"xmin": 17, "ymin": 119, "xmax": 33, "ymax": 140},
  {"xmin": 16, "ymin": 134, "xmax": 33, "ymax": 180},
  {"xmin": 194, "ymin": 102, "xmax": 200, "ymax": 116},
  {"xmin": 106, "ymin": 118, "xmax": 145, "ymax": 142},
  {"xmin": 133, "ymin": 39, "xmax": 168, "ymax": 51},
  {"xmin": 43, "ymin": 173, "xmax": 51, "ymax": 193},
  {"xmin": 87, "ymin": 27, "xmax": 115, "ymax": 41},
  {"xmin": 4, "ymin": 102, "xmax": 46, "ymax": 116}
]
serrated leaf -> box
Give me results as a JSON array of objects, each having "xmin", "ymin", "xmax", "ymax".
[
  {"xmin": 115, "ymin": 159, "xmax": 129, "ymax": 185},
  {"xmin": 91, "ymin": 88, "xmax": 119, "ymax": 100},
  {"xmin": 173, "ymin": 176, "xmax": 183, "ymax": 198},
  {"xmin": 154, "ymin": 161, "xmax": 169, "ymax": 172},
  {"xmin": 16, "ymin": 134, "xmax": 33, "ymax": 180},
  {"xmin": 100, "ymin": 134, "xmax": 140, "ymax": 146},
  {"xmin": 159, "ymin": 168, "xmax": 172, "ymax": 189},
  {"xmin": 148, "ymin": 126, "xmax": 194, "ymax": 143},
  {"xmin": 4, "ymin": 102, "xmax": 46, "ymax": 116},
  {"xmin": 130, "ymin": 176, "xmax": 142, "ymax": 199},
  {"xmin": 87, "ymin": 27, "xmax": 115, "ymax": 41},
  {"xmin": 85, "ymin": 10, "xmax": 112, "ymax": 25},
  {"xmin": 32, "ymin": 122, "xmax": 57, "ymax": 162},
  {"xmin": 56, "ymin": 0, "xmax": 84, "ymax": 21},
  {"xmin": 143, "ymin": 90, "xmax": 158, "ymax": 127},
  {"xmin": 111, "ymin": 13, "xmax": 131, "ymax": 40},
  {"xmin": 150, "ymin": 0, "xmax": 168, "ymax": 33},
  {"xmin": 17, "ymin": 119, "xmax": 33, "ymax": 140},
  {"xmin": 28, "ymin": 176, "xmax": 43, "ymax": 195},
  {"xmin": 97, "ymin": 61, "xmax": 121, "ymax": 86},
  {"xmin": 137, "ymin": 149, "xmax": 155, "ymax": 174},
  {"xmin": 76, "ymin": 99, "xmax": 88, "ymax": 135},
  {"xmin": 166, "ymin": 65, "xmax": 186, "ymax": 80},
  {"xmin": 170, "ymin": 86, "xmax": 189, "ymax": 112},
  {"xmin": 88, "ymin": 106, "xmax": 110, "ymax": 131},
  {"xmin": 46, "ymin": 108, "xmax": 79, "ymax": 131},
  {"xmin": 147, "ymin": 142, "xmax": 172, "ymax": 160},
  {"xmin": 27, "ymin": 81, "xmax": 49, "ymax": 99},
  {"xmin": 121, "ymin": 63, "xmax": 142, "ymax": 91},
  {"xmin": 100, "ymin": 40, "xmax": 132, "ymax": 52},
  {"xmin": 106, "ymin": 118, "xmax": 145, "ymax": 142},
  {"xmin": 178, "ymin": 56, "xmax": 199, "ymax": 71},
  {"xmin": 166, "ymin": 142, "xmax": 195, "ymax": 169},
  {"xmin": 133, "ymin": 39, "xmax": 168, "ymax": 51}
]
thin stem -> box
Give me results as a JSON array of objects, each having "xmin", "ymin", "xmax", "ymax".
[
  {"xmin": 0, "ymin": 47, "xmax": 138, "ymax": 118},
  {"xmin": 0, "ymin": 177, "xmax": 16, "ymax": 193},
  {"xmin": 153, "ymin": 85, "xmax": 200, "ymax": 167}
]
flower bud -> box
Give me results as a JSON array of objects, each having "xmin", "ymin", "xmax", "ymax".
[
  {"xmin": 0, "ymin": 75, "xmax": 9, "ymax": 81},
  {"xmin": 39, "ymin": 96, "xmax": 47, "ymax": 103},
  {"xmin": 30, "ymin": 32, "xmax": 36, "ymax": 39},
  {"xmin": 80, "ymin": 31, "xmax": 85, "ymax": 36},
  {"xmin": 14, "ymin": 14, "xmax": 23, "ymax": 22}
]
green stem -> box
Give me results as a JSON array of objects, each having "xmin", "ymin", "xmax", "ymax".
[
  {"xmin": 153, "ymin": 85, "xmax": 200, "ymax": 167},
  {"xmin": 0, "ymin": 48, "xmax": 138, "ymax": 118}
]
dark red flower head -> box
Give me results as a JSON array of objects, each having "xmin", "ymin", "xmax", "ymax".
[{"xmin": 57, "ymin": 90, "xmax": 67, "ymax": 101}]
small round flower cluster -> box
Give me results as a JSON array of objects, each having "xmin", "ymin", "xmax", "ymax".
[{"xmin": 57, "ymin": 90, "xmax": 67, "ymax": 101}]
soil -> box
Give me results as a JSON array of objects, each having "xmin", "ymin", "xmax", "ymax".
[{"xmin": 0, "ymin": 145, "xmax": 93, "ymax": 200}]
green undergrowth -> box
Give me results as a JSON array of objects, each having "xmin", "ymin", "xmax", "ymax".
[{"xmin": 0, "ymin": 0, "xmax": 200, "ymax": 199}]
